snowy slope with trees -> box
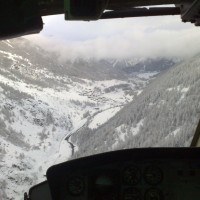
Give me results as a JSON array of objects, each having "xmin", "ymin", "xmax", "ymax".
[{"xmin": 71, "ymin": 54, "xmax": 200, "ymax": 159}]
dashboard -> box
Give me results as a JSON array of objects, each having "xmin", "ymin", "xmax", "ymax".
[{"xmin": 46, "ymin": 148, "xmax": 200, "ymax": 200}]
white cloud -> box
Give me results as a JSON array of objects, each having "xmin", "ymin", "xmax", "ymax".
[{"xmin": 26, "ymin": 15, "xmax": 200, "ymax": 61}]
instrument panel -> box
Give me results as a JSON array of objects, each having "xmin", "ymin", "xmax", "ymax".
[{"xmin": 47, "ymin": 148, "xmax": 200, "ymax": 200}]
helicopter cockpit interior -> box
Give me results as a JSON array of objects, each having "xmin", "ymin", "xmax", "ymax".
[{"xmin": 0, "ymin": 1, "xmax": 200, "ymax": 200}]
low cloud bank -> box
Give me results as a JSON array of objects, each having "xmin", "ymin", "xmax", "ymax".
[{"xmin": 26, "ymin": 15, "xmax": 200, "ymax": 62}]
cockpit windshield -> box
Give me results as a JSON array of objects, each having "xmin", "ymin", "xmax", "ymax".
[{"xmin": 0, "ymin": 1, "xmax": 200, "ymax": 199}]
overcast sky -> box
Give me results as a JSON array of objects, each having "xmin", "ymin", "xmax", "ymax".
[{"xmin": 26, "ymin": 14, "xmax": 200, "ymax": 61}]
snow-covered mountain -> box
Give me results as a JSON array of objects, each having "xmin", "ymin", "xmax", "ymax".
[
  {"xmin": 108, "ymin": 57, "xmax": 178, "ymax": 73},
  {"xmin": 58, "ymin": 57, "xmax": 177, "ymax": 80},
  {"xmin": 71, "ymin": 53, "xmax": 200, "ymax": 159},
  {"xmin": 0, "ymin": 38, "xmax": 178, "ymax": 199}
]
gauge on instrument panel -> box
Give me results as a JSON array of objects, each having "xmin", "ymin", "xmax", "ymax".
[
  {"xmin": 123, "ymin": 166, "xmax": 141, "ymax": 185},
  {"xmin": 67, "ymin": 177, "xmax": 85, "ymax": 196},
  {"xmin": 144, "ymin": 166, "xmax": 163, "ymax": 185},
  {"xmin": 144, "ymin": 188, "xmax": 163, "ymax": 200}
]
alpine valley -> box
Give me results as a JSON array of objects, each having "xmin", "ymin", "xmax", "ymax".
[{"xmin": 0, "ymin": 38, "xmax": 198, "ymax": 199}]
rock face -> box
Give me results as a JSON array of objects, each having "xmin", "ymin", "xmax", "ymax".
[{"xmin": 0, "ymin": 38, "xmax": 179, "ymax": 199}]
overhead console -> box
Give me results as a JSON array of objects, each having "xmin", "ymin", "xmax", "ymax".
[
  {"xmin": 26, "ymin": 148, "xmax": 200, "ymax": 200},
  {"xmin": 63, "ymin": 0, "xmax": 200, "ymax": 25},
  {"xmin": 64, "ymin": 0, "xmax": 181, "ymax": 20},
  {"xmin": 1, "ymin": 0, "xmax": 200, "ymax": 40}
]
